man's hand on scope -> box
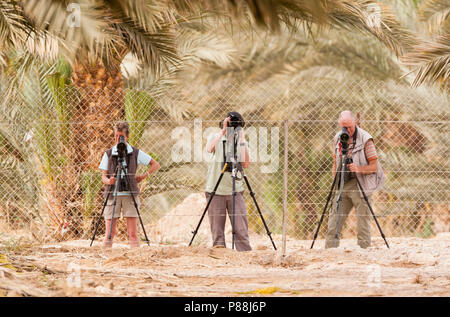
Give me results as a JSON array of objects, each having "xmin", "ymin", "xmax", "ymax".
[
  {"xmin": 347, "ymin": 163, "xmax": 360, "ymax": 173},
  {"xmin": 108, "ymin": 176, "xmax": 116, "ymax": 185}
]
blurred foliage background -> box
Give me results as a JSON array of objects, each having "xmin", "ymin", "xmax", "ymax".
[{"xmin": 0, "ymin": 0, "xmax": 448, "ymax": 242}]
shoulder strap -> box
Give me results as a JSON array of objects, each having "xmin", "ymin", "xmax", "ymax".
[
  {"xmin": 352, "ymin": 126, "xmax": 358, "ymax": 148},
  {"xmin": 132, "ymin": 146, "xmax": 139, "ymax": 166},
  {"xmin": 222, "ymin": 139, "xmax": 226, "ymax": 163}
]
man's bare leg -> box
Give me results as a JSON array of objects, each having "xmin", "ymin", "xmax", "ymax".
[
  {"xmin": 104, "ymin": 218, "xmax": 118, "ymax": 247},
  {"xmin": 127, "ymin": 217, "xmax": 140, "ymax": 248}
]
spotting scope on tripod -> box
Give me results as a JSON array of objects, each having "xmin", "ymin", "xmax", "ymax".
[
  {"xmin": 189, "ymin": 114, "xmax": 277, "ymax": 250},
  {"xmin": 90, "ymin": 135, "xmax": 150, "ymax": 247},
  {"xmin": 310, "ymin": 127, "xmax": 389, "ymax": 249}
]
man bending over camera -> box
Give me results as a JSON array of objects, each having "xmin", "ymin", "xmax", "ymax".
[{"xmin": 325, "ymin": 111, "xmax": 385, "ymax": 249}]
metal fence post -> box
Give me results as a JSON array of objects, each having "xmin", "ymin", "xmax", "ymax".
[{"xmin": 282, "ymin": 119, "xmax": 288, "ymax": 257}]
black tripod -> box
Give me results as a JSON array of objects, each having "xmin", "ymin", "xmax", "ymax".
[
  {"xmin": 189, "ymin": 128, "xmax": 277, "ymax": 250},
  {"xmin": 310, "ymin": 144, "xmax": 389, "ymax": 249},
  {"xmin": 90, "ymin": 155, "xmax": 150, "ymax": 247}
]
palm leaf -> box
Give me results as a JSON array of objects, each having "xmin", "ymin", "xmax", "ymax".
[
  {"xmin": 22, "ymin": 0, "xmax": 110, "ymax": 52},
  {"xmin": 0, "ymin": 0, "xmax": 30, "ymax": 47},
  {"xmin": 418, "ymin": 0, "xmax": 450, "ymax": 34},
  {"xmin": 401, "ymin": 34, "xmax": 450, "ymax": 89},
  {"xmin": 108, "ymin": 0, "xmax": 180, "ymax": 33},
  {"xmin": 114, "ymin": 20, "xmax": 179, "ymax": 75},
  {"xmin": 172, "ymin": 0, "xmax": 417, "ymax": 57}
]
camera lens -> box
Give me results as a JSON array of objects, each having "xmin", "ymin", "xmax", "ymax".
[
  {"xmin": 340, "ymin": 127, "xmax": 350, "ymax": 143},
  {"xmin": 117, "ymin": 135, "xmax": 127, "ymax": 157}
]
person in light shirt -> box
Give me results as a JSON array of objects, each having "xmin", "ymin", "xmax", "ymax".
[{"xmin": 99, "ymin": 121, "xmax": 160, "ymax": 248}]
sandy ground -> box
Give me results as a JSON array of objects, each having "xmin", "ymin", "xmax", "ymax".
[
  {"xmin": 1, "ymin": 232, "xmax": 449, "ymax": 297},
  {"xmin": 1, "ymin": 194, "xmax": 449, "ymax": 297}
]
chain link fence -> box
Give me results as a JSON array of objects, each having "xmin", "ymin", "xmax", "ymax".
[{"xmin": 0, "ymin": 77, "xmax": 448, "ymax": 247}]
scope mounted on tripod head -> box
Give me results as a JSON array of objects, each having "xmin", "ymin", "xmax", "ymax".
[
  {"xmin": 219, "ymin": 111, "xmax": 245, "ymax": 129},
  {"xmin": 339, "ymin": 127, "xmax": 350, "ymax": 154},
  {"xmin": 117, "ymin": 135, "xmax": 127, "ymax": 158},
  {"xmin": 340, "ymin": 127, "xmax": 350, "ymax": 143}
]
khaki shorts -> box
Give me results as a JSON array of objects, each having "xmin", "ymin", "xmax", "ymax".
[{"xmin": 104, "ymin": 195, "xmax": 140, "ymax": 220}]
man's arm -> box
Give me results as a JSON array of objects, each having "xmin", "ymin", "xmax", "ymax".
[
  {"xmin": 348, "ymin": 139, "xmax": 378, "ymax": 174},
  {"xmin": 332, "ymin": 137, "xmax": 338, "ymax": 177},
  {"xmin": 136, "ymin": 158, "xmax": 160, "ymax": 183},
  {"xmin": 100, "ymin": 152, "xmax": 115, "ymax": 185},
  {"xmin": 207, "ymin": 117, "xmax": 230, "ymax": 153},
  {"xmin": 348, "ymin": 159, "xmax": 378, "ymax": 174},
  {"xmin": 102, "ymin": 170, "xmax": 116, "ymax": 185}
]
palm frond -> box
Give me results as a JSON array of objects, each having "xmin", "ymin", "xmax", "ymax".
[
  {"xmin": 21, "ymin": 0, "xmax": 111, "ymax": 55},
  {"xmin": 171, "ymin": 0, "xmax": 417, "ymax": 57},
  {"xmin": 0, "ymin": 0, "xmax": 30, "ymax": 47},
  {"xmin": 323, "ymin": 1, "xmax": 417, "ymax": 57},
  {"xmin": 178, "ymin": 20, "xmax": 406, "ymax": 85},
  {"xmin": 108, "ymin": 0, "xmax": 180, "ymax": 33},
  {"xmin": 124, "ymin": 18, "xmax": 237, "ymax": 88},
  {"xmin": 401, "ymin": 34, "xmax": 450, "ymax": 89},
  {"xmin": 418, "ymin": 0, "xmax": 450, "ymax": 34},
  {"xmin": 113, "ymin": 19, "xmax": 179, "ymax": 75}
]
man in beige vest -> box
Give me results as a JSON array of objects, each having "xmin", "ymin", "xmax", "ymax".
[{"xmin": 325, "ymin": 111, "xmax": 385, "ymax": 249}]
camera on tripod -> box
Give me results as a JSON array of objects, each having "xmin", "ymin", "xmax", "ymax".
[
  {"xmin": 219, "ymin": 112, "xmax": 246, "ymax": 129},
  {"xmin": 117, "ymin": 135, "xmax": 127, "ymax": 158},
  {"xmin": 115, "ymin": 135, "xmax": 130, "ymax": 192},
  {"xmin": 340, "ymin": 127, "xmax": 350, "ymax": 152},
  {"xmin": 220, "ymin": 112, "xmax": 246, "ymax": 173}
]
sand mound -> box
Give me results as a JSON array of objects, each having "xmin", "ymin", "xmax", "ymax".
[{"xmin": 148, "ymin": 193, "xmax": 232, "ymax": 245}]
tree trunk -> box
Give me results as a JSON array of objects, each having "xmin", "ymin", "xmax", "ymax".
[{"xmin": 61, "ymin": 61, "xmax": 125, "ymax": 238}]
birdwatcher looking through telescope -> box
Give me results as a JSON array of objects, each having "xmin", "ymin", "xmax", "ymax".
[
  {"xmin": 98, "ymin": 121, "xmax": 160, "ymax": 248},
  {"xmin": 325, "ymin": 110, "xmax": 386, "ymax": 249}
]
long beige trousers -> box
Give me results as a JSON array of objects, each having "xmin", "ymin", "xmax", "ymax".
[
  {"xmin": 325, "ymin": 178, "xmax": 372, "ymax": 249},
  {"xmin": 205, "ymin": 192, "xmax": 252, "ymax": 251}
]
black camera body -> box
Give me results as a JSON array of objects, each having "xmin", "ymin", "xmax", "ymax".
[
  {"xmin": 117, "ymin": 135, "xmax": 127, "ymax": 158},
  {"xmin": 218, "ymin": 112, "xmax": 245, "ymax": 173},
  {"xmin": 339, "ymin": 127, "xmax": 350, "ymax": 153},
  {"xmin": 115, "ymin": 135, "xmax": 130, "ymax": 192},
  {"xmin": 219, "ymin": 111, "xmax": 245, "ymax": 129},
  {"xmin": 228, "ymin": 112, "xmax": 245, "ymax": 128},
  {"xmin": 340, "ymin": 127, "xmax": 350, "ymax": 143}
]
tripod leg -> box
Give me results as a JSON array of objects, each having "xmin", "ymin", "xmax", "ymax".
[
  {"xmin": 108, "ymin": 195, "xmax": 119, "ymax": 242},
  {"xmin": 90, "ymin": 191, "xmax": 111, "ymax": 247},
  {"xmin": 231, "ymin": 164, "xmax": 237, "ymax": 250},
  {"xmin": 189, "ymin": 163, "xmax": 228, "ymax": 246},
  {"xmin": 334, "ymin": 154, "xmax": 347, "ymax": 248},
  {"xmin": 107, "ymin": 165, "xmax": 122, "ymax": 243},
  {"xmin": 310, "ymin": 172, "xmax": 338, "ymax": 249},
  {"xmin": 123, "ymin": 168, "xmax": 150, "ymax": 246},
  {"xmin": 355, "ymin": 177, "xmax": 390, "ymax": 249},
  {"xmin": 242, "ymin": 174, "xmax": 277, "ymax": 251}
]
